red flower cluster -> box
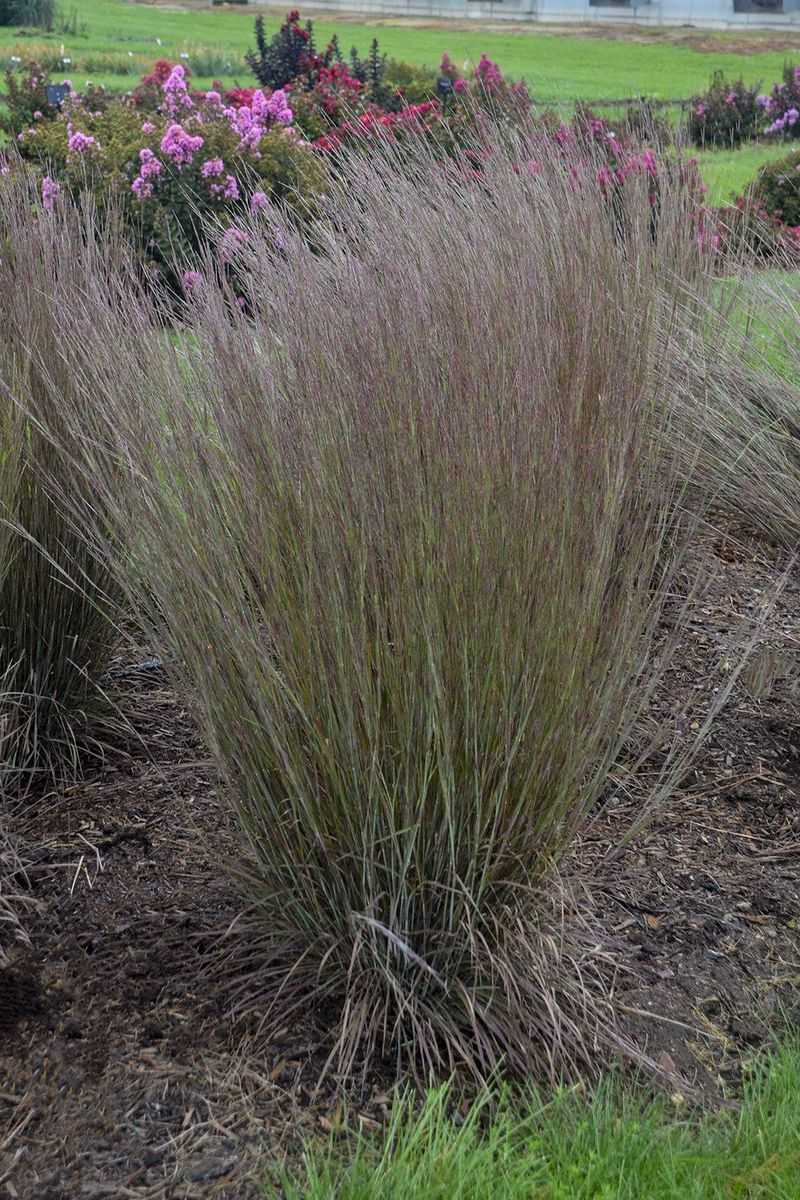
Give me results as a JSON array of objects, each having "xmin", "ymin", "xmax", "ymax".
[
  {"xmin": 311, "ymin": 62, "xmax": 363, "ymax": 117},
  {"xmin": 313, "ymin": 100, "xmax": 440, "ymax": 152}
]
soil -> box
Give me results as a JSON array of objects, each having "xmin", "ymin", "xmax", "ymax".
[{"xmin": 1, "ymin": 517, "xmax": 799, "ymax": 1199}]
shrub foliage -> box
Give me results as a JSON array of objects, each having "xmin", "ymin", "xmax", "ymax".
[
  {"xmin": 751, "ymin": 145, "xmax": 800, "ymax": 229},
  {"xmin": 687, "ymin": 71, "xmax": 763, "ymax": 149},
  {"xmin": 7, "ymin": 59, "xmax": 324, "ymax": 289}
]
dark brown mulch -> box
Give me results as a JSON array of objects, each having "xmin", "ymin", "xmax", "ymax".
[{"xmin": 1, "ymin": 519, "xmax": 799, "ymax": 1199}]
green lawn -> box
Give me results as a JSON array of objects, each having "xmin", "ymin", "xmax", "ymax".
[
  {"xmin": 280, "ymin": 1041, "xmax": 800, "ymax": 1199},
  {"xmin": 0, "ymin": 0, "xmax": 796, "ymax": 102},
  {"xmin": 0, "ymin": 2, "xmax": 794, "ymax": 203},
  {"xmin": 715, "ymin": 270, "xmax": 800, "ymax": 382},
  {"xmin": 1, "ymin": 0, "xmax": 796, "ymax": 198},
  {"xmin": 695, "ymin": 141, "xmax": 794, "ymax": 206}
]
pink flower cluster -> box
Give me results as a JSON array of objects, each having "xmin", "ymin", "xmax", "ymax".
[
  {"xmin": 182, "ymin": 269, "xmax": 204, "ymax": 293},
  {"xmin": 160, "ymin": 122, "xmax": 204, "ymax": 166},
  {"xmin": 163, "ymin": 64, "xmax": 193, "ymax": 117},
  {"xmin": 219, "ymin": 225, "xmax": 246, "ymax": 263},
  {"xmin": 41, "ymin": 175, "xmax": 61, "ymax": 211},
  {"xmin": 131, "ymin": 147, "xmax": 164, "ymax": 200},
  {"xmin": 208, "ymin": 174, "xmax": 240, "ymax": 199},
  {"xmin": 475, "ymin": 54, "xmax": 503, "ymax": 89},
  {"xmin": 67, "ymin": 128, "xmax": 96, "ymax": 155},
  {"xmin": 595, "ymin": 148, "xmax": 658, "ymax": 197},
  {"xmin": 224, "ymin": 89, "xmax": 293, "ymax": 153}
]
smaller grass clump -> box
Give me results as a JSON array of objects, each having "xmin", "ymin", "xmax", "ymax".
[
  {"xmin": 0, "ymin": 173, "xmax": 121, "ymax": 799},
  {"xmin": 1, "ymin": 823, "xmax": 36, "ymax": 963},
  {"xmin": 664, "ymin": 268, "xmax": 800, "ymax": 550},
  {"xmin": 281, "ymin": 1039, "xmax": 800, "ymax": 1200}
]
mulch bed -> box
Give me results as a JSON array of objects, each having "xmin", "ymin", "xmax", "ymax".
[{"xmin": 1, "ymin": 519, "xmax": 798, "ymax": 1199}]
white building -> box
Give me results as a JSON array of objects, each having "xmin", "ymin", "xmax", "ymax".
[{"xmin": 257, "ymin": 0, "xmax": 799, "ymax": 29}]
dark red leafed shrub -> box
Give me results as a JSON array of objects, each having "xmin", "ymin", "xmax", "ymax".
[{"xmin": 246, "ymin": 10, "xmax": 315, "ymax": 91}]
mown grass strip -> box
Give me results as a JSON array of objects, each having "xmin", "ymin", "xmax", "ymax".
[{"xmin": 280, "ymin": 1040, "xmax": 800, "ymax": 1200}]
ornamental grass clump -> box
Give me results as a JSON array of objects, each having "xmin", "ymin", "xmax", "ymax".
[
  {"xmin": 42, "ymin": 132, "xmax": 712, "ymax": 1084},
  {"xmin": 1, "ymin": 822, "xmax": 38, "ymax": 964},
  {"xmin": 664, "ymin": 269, "xmax": 800, "ymax": 549},
  {"xmin": 0, "ymin": 174, "xmax": 121, "ymax": 799}
]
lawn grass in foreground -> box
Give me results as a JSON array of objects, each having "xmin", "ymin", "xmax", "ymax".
[
  {"xmin": 716, "ymin": 269, "xmax": 800, "ymax": 381},
  {"xmin": 280, "ymin": 1040, "xmax": 800, "ymax": 1200},
  {"xmin": 0, "ymin": 0, "xmax": 795, "ymax": 102}
]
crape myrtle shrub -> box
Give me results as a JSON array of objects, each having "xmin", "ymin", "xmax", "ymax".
[
  {"xmin": 687, "ymin": 71, "xmax": 762, "ymax": 149},
  {"xmin": 759, "ymin": 64, "xmax": 800, "ymax": 140},
  {"xmin": 7, "ymin": 58, "xmax": 325, "ymax": 290}
]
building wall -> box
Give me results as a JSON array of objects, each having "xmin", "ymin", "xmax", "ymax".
[{"xmin": 254, "ymin": 0, "xmax": 800, "ymax": 28}]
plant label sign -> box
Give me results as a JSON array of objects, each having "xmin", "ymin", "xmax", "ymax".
[{"xmin": 46, "ymin": 84, "xmax": 70, "ymax": 108}]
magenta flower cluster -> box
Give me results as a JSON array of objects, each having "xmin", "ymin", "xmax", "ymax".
[
  {"xmin": 132, "ymin": 147, "xmax": 164, "ymax": 200},
  {"xmin": 67, "ymin": 128, "xmax": 96, "ymax": 155},
  {"xmin": 160, "ymin": 122, "xmax": 205, "ymax": 166},
  {"xmin": 163, "ymin": 64, "xmax": 193, "ymax": 117},
  {"xmin": 475, "ymin": 54, "xmax": 503, "ymax": 89},
  {"xmin": 759, "ymin": 66, "xmax": 800, "ymax": 137},
  {"xmin": 41, "ymin": 175, "xmax": 61, "ymax": 211},
  {"xmin": 224, "ymin": 88, "xmax": 293, "ymax": 153}
]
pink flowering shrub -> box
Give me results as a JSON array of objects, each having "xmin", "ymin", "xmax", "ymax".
[
  {"xmin": 13, "ymin": 61, "xmax": 324, "ymax": 291},
  {"xmin": 687, "ymin": 71, "xmax": 762, "ymax": 148},
  {"xmin": 1, "ymin": 63, "xmax": 63, "ymax": 133},
  {"xmin": 1, "ymin": 61, "xmax": 112, "ymax": 138},
  {"xmin": 759, "ymin": 63, "xmax": 800, "ymax": 139}
]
